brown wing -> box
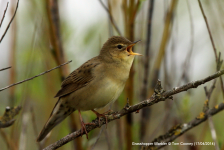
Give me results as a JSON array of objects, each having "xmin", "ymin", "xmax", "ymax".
[{"xmin": 54, "ymin": 57, "xmax": 100, "ymax": 98}]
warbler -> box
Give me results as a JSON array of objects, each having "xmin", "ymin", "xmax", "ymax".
[{"xmin": 37, "ymin": 36, "xmax": 141, "ymax": 142}]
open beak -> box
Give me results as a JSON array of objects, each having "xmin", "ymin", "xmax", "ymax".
[{"xmin": 126, "ymin": 40, "xmax": 142, "ymax": 56}]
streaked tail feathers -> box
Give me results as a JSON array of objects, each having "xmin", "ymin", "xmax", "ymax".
[{"xmin": 36, "ymin": 99, "xmax": 75, "ymax": 142}]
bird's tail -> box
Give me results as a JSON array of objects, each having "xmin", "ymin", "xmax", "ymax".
[{"xmin": 36, "ymin": 99, "xmax": 75, "ymax": 142}]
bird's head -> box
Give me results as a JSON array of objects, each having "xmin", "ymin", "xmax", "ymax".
[{"xmin": 99, "ymin": 36, "xmax": 141, "ymax": 64}]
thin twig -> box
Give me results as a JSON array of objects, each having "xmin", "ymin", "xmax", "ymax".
[
  {"xmin": 0, "ymin": 66, "xmax": 11, "ymax": 71},
  {"xmin": 204, "ymin": 81, "xmax": 216, "ymax": 102},
  {"xmin": 0, "ymin": 0, "xmax": 19, "ymax": 43},
  {"xmin": 43, "ymin": 69, "xmax": 224, "ymax": 150},
  {"xmin": 198, "ymin": 0, "xmax": 217, "ymax": 60},
  {"xmin": 90, "ymin": 125, "xmax": 105, "ymax": 150},
  {"xmin": 0, "ymin": 60, "xmax": 72, "ymax": 92},
  {"xmin": 141, "ymin": 102, "xmax": 224, "ymax": 150},
  {"xmin": 204, "ymin": 82, "xmax": 220, "ymax": 150},
  {"xmin": 0, "ymin": 2, "xmax": 9, "ymax": 28},
  {"xmin": 198, "ymin": 0, "xmax": 224, "ymax": 98},
  {"xmin": 98, "ymin": 0, "xmax": 122, "ymax": 36}
]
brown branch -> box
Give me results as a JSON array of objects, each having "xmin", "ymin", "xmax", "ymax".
[
  {"xmin": 46, "ymin": 0, "xmax": 69, "ymax": 80},
  {"xmin": 0, "ymin": 0, "xmax": 19, "ymax": 43},
  {"xmin": 43, "ymin": 69, "xmax": 224, "ymax": 150},
  {"xmin": 140, "ymin": 0, "xmax": 155, "ymax": 141},
  {"xmin": 141, "ymin": 102, "xmax": 224, "ymax": 150},
  {"xmin": 0, "ymin": 2, "xmax": 9, "ymax": 28},
  {"xmin": 98, "ymin": 0, "xmax": 122, "ymax": 36},
  {"xmin": 0, "ymin": 66, "xmax": 11, "ymax": 71},
  {"xmin": 0, "ymin": 60, "xmax": 72, "ymax": 92}
]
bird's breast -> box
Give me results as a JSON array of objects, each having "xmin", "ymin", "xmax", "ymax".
[
  {"xmin": 67, "ymin": 74, "xmax": 126, "ymax": 111},
  {"xmin": 66, "ymin": 62, "xmax": 131, "ymax": 111},
  {"xmin": 92, "ymin": 77, "xmax": 125, "ymax": 108}
]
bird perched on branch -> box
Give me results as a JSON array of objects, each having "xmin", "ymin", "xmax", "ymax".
[{"xmin": 37, "ymin": 36, "xmax": 141, "ymax": 142}]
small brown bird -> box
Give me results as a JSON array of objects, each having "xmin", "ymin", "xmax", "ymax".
[{"xmin": 36, "ymin": 36, "xmax": 141, "ymax": 142}]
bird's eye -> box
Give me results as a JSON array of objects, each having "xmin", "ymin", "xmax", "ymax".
[{"xmin": 117, "ymin": 45, "xmax": 122, "ymax": 49}]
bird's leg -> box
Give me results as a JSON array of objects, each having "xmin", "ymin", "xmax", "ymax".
[
  {"xmin": 91, "ymin": 109, "xmax": 109, "ymax": 128},
  {"xmin": 78, "ymin": 110, "xmax": 94, "ymax": 139}
]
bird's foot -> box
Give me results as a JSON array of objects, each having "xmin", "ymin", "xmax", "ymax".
[
  {"xmin": 78, "ymin": 109, "xmax": 95, "ymax": 139},
  {"xmin": 80, "ymin": 121, "xmax": 95, "ymax": 139},
  {"xmin": 91, "ymin": 109, "xmax": 109, "ymax": 128}
]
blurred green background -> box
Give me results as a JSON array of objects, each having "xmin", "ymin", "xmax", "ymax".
[{"xmin": 0, "ymin": 0, "xmax": 224, "ymax": 150}]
